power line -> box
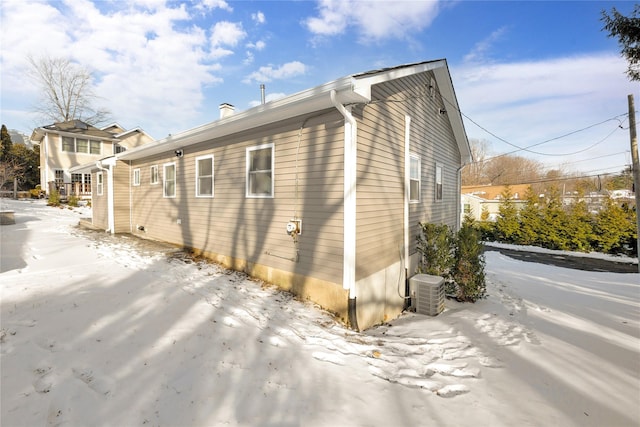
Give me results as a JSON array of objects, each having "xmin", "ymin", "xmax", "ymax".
[
  {"xmin": 367, "ymin": 86, "xmax": 633, "ymax": 166},
  {"xmin": 437, "ymin": 88, "xmax": 632, "ymax": 160}
]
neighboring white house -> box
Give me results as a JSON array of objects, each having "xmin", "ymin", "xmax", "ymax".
[{"xmin": 30, "ymin": 120, "xmax": 153, "ymax": 196}]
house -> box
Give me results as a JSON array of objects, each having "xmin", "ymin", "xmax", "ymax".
[
  {"xmin": 80, "ymin": 59, "xmax": 471, "ymax": 330},
  {"xmin": 30, "ymin": 120, "xmax": 153, "ymax": 196},
  {"xmin": 461, "ymin": 184, "xmax": 530, "ymax": 222}
]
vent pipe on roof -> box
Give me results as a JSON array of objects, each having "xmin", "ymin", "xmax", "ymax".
[
  {"xmin": 219, "ymin": 103, "xmax": 235, "ymax": 119},
  {"xmin": 260, "ymin": 84, "xmax": 265, "ymax": 105}
]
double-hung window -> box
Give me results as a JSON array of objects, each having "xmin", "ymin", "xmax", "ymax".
[
  {"xmin": 97, "ymin": 172, "xmax": 104, "ymax": 196},
  {"xmin": 133, "ymin": 168, "xmax": 141, "ymax": 186},
  {"xmin": 76, "ymin": 138, "xmax": 89, "ymax": 153},
  {"xmin": 90, "ymin": 140, "xmax": 101, "ymax": 155},
  {"xmin": 435, "ymin": 163, "xmax": 443, "ymax": 201},
  {"xmin": 409, "ymin": 154, "xmax": 420, "ymax": 202},
  {"xmin": 246, "ymin": 143, "xmax": 274, "ymax": 198},
  {"xmin": 150, "ymin": 165, "xmax": 159, "ymax": 185},
  {"xmin": 163, "ymin": 162, "xmax": 176, "ymax": 198},
  {"xmin": 62, "ymin": 137, "xmax": 74, "ymax": 152},
  {"xmin": 195, "ymin": 155, "xmax": 214, "ymax": 197}
]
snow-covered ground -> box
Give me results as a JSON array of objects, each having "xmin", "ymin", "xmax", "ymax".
[{"xmin": 1, "ymin": 198, "xmax": 638, "ymax": 427}]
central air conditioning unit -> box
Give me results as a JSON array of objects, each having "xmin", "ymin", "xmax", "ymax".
[{"xmin": 409, "ymin": 274, "xmax": 445, "ymax": 316}]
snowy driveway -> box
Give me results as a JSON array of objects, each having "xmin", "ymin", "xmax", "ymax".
[{"xmin": 1, "ymin": 199, "xmax": 639, "ymax": 427}]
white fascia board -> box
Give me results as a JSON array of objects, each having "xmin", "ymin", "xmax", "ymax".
[
  {"xmin": 69, "ymin": 156, "xmax": 117, "ymax": 174},
  {"xmin": 32, "ymin": 127, "xmax": 117, "ymax": 143},
  {"xmin": 118, "ymin": 77, "xmax": 368, "ymax": 162},
  {"xmin": 351, "ymin": 59, "xmax": 446, "ymax": 100},
  {"xmin": 433, "ymin": 66, "xmax": 472, "ymax": 165},
  {"xmin": 115, "ymin": 127, "xmax": 154, "ymax": 140}
]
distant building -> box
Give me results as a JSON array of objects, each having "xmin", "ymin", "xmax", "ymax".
[
  {"xmin": 30, "ymin": 120, "xmax": 153, "ymax": 196},
  {"xmin": 461, "ymin": 184, "xmax": 529, "ymax": 222}
]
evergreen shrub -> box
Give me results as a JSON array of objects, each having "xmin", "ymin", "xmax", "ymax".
[
  {"xmin": 417, "ymin": 221, "xmax": 486, "ymax": 302},
  {"xmin": 47, "ymin": 189, "xmax": 60, "ymax": 207},
  {"xmin": 453, "ymin": 221, "xmax": 487, "ymax": 302}
]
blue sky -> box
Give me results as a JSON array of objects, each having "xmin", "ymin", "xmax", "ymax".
[{"xmin": 0, "ymin": 0, "xmax": 637, "ymax": 177}]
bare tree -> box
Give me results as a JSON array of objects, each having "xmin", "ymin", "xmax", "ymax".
[
  {"xmin": 461, "ymin": 138, "xmax": 489, "ymax": 185},
  {"xmin": 27, "ymin": 55, "xmax": 111, "ymax": 125},
  {"xmin": 482, "ymin": 155, "xmax": 543, "ymax": 185}
]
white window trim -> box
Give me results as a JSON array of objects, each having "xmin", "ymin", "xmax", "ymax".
[
  {"xmin": 133, "ymin": 168, "xmax": 141, "ymax": 186},
  {"xmin": 150, "ymin": 165, "xmax": 159, "ymax": 185},
  {"xmin": 90, "ymin": 140, "xmax": 101, "ymax": 155},
  {"xmin": 409, "ymin": 153, "xmax": 421, "ymax": 203},
  {"xmin": 435, "ymin": 162, "xmax": 443, "ymax": 202},
  {"xmin": 163, "ymin": 162, "xmax": 176, "ymax": 198},
  {"xmin": 195, "ymin": 154, "xmax": 214, "ymax": 198},
  {"xmin": 246, "ymin": 143, "xmax": 274, "ymax": 198},
  {"xmin": 61, "ymin": 136, "xmax": 101, "ymax": 154},
  {"xmin": 97, "ymin": 172, "xmax": 104, "ymax": 196}
]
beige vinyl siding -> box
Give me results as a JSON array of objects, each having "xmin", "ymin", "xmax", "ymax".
[
  {"xmin": 355, "ymin": 71, "xmax": 462, "ymax": 271},
  {"xmin": 113, "ymin": 161, "xmax": 131, "ymax": 232},
  {"xmin": 366, "ymin": 71, "xmax": 462, "ymax": 257},
  {"xmin": 91, "ymin": 170, "xmax": 108, "ymax": 230},
  {"xmin": 355, "ymin": 88, "xmax": 406, "ymax": 281},
  {"xmin": 129, "ymin": 111, "xmax": 346, "ymax": 285}
]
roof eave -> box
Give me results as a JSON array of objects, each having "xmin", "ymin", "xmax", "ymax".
[{"xmin": 118, "ymin": 76, "xmax": 364, "ymax": 161}]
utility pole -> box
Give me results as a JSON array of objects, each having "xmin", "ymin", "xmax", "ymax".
[{"xmin": 628, "ymin": 94, "xmax": 640, "ymax": 272}]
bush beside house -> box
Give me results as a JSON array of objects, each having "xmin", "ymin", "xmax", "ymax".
[{"xmin": 480, "ymin": 186, "xmax": 637, "ymax": 257}]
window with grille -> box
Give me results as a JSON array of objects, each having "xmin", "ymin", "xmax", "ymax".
[{"xmin": 54, "ymin": 169, "xmax": 64, "ymax": 185}]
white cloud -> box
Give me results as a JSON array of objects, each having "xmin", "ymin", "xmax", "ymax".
[
  {"xmin": 195, "ymin": 0, "xmax": 232, "ymax": 12},
  {"xmin": 247, "ymin": 40, "xmax": 266, "ymax": 51},
  {"xmin": 0, "ymin": 0, "xmax": 226, "ymax": 136},
  {"xmin": 305, "ymin": 0, "xmax": 440, "ymax": 42},
  {"xmin": 209, "ymin": 21, "xmax": 246, "ymax": 48},
  {"xmin": 463, "ymin": 27, "xmax": 509, "ymax": 64},
  {"xmin": 243, "ymin": 61, "xmax": 307, "ymax": 84},
  {"xmin": 252, "ymin": 11, "xmax": 266, "ymax": 24},
  {"xmin": 452, "ymin": 53, "xmax": 636, "ymax": 173}
]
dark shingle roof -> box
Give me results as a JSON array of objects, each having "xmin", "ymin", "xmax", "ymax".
[{"xmin": 42, "ymin": 120, "xmax": 115, "ymax": 139}]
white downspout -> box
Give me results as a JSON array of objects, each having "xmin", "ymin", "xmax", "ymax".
[
  {"xmin": 96, "ymin": 161, "xmax": 115, "ymax": 234},
  {"xmin": 330, "ymin": 89, "xmax": 358, "ymax": 330},
  {"xmin": 43, "ymin": 132, "xmax": 49, "ymax": 193},
  {"xmin": 404, "ymin": 116, "xmax": 411, "ymax": 275}
]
